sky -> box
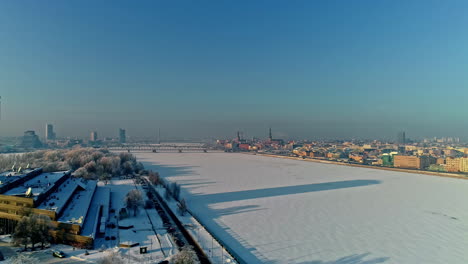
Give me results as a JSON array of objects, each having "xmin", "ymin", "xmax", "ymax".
[{"xmin": 1, "ymin": 0, "xmax": 468, "ymax": 141}]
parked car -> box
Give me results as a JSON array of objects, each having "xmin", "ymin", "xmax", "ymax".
[{"xmin": 52, "ymin": 250, "xmax": 66, "ymax": 258}]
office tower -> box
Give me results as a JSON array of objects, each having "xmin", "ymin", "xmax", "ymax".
[
  {"xmin": 90, "ymin": 131, "xmax": 98, "ymax": 142},
  {"xmin": 46, "ymin": 123, "xmax": 56, "ymax": 141},
  {"xmin": 119, "ymin": 128, "xmax": 126, "ymax": 144}
]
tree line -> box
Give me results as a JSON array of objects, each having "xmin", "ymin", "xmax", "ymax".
[
  {"xmin": 13, "ymin": 214, "xmax": 51, "ymax": 251},
  {"xmin": 0, "ymin": 148, "xmax": 144, "ymax": 180}
]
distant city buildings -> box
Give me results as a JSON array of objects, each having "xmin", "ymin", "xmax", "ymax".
[
  {"xmin": 90, "ymin": 131, "xmax": 98, "ymax": 142},
  {"xmin": 397, "ymin": 131, "xmax": 406, "ymax": 145},
  {"xmin": 45, "ymin": 123, "xmax": 56, "ymax": 141},
  {"xmin": 393, "ymin": 155, "xmax": 436, "ymax": 170},
  {"xmin": 119, "ymin": 128, "xmax": 126, "ymax": 144},
  {"xmin": 21, "ymin": 130, "xmax": 42, "ymax": 148}
]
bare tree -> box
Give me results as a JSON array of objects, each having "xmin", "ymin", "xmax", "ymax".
[
  {"xmin": 173, "ymin": 246, "xmax": 197, "ymax": 264},
  {"xmin": 13, "ymin": 216, "xmax": 29, "ymax": 250},
  {"xmin": 13, "ymin": 215, "xmax": 52, "ymax": 251},
  {"xmin": 99, "ymin": 173, "xmax": 111, "ymax": 185},
  {"xmin": 35, "ymin": 215, "xmax": 52, "ymax": 249},
  {"xmin": 29, "ymin": 216, "xmax": 40, "ymax": 251},
  {"xmin": 97, "ymin": 251, "xmax": 126, "ymax": 264},
  {"xmin": 125, "ymin": 189, "xmax": 143, "ymax": 217},
  {"xmin": 10, "ymin": 254, "xmax": 39, "ymax": 264},
  {"xmin": 148, "ymin": 170, "xmax": 161, "ymax": 185}
]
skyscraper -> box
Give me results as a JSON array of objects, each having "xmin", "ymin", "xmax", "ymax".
[
  {"xmin": 45, "ymin": 123, "xmax": 56, "ymax": 141},
  {"xmin": 397, "ymin": 131, "xmax": 406, "ymax": 145},
  {"xmin": 119, "ymin": 128, "xmax": 126, "ymax": 144},
  {"xmin": 90, "ymin": 131, "xmax": 98, "ymax": 142}
]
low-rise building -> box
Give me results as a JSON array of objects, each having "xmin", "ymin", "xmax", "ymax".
[
  {"xmin": 458, "ymin": 157, "xmax": 468, "ymax": 173},
  {"xmin": 393, "ymin": 155, "xmax": 435, "ymax": 170},
  {"xmin": 446, "ymin": 157, "xmax": 461, "ymax": 172},
  {"xmin": 0, "ymin": 168, "xmax": 104, "ymax": 248}
]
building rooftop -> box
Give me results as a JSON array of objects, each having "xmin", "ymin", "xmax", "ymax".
[
  {"xmin": 0, "ymin": 169, "xmax": 36, "ymax": 188},
  {"xmin": 57, "ymin": 180, "xmax": 97, "ymax": 226},
  {"xmin": 4, "ymin": 171, "xmax": 69, "ymax": 199}
]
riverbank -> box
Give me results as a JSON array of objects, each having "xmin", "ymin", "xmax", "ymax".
[{"xmin": 252, "ymin": 152, "xmax": 468, "ymax": 180}]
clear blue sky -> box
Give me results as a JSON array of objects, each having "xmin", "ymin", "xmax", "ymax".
[{"xmin": 1, "ymin": 0, "xmax": 467, "ymax": 140}]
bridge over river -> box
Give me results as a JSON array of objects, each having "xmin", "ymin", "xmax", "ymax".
[{"xmin": 107, "ymin": 143, "xmax": 219, "ymax": 153}]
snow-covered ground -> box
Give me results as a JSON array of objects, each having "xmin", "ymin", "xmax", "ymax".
[
  {"xmin": 134, "ymin": 152, "xmax": 468, "ymax": 264},
  {"xmin": 150, "ymin": 184, "xmax": 236, "ymax": 263},
  {"xmin": 103, "ymin": 179, "xmax": 167, "ymax": 262}
]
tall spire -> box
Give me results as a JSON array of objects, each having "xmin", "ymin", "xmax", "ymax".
[{"xmin": 269, "ymin": 127, "xmax": 272, "ymax": 141}]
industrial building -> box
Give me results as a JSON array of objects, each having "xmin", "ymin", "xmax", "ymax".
[{"xmin": 0, "ymin": 168, "xmax": 107, "ymax": 248}]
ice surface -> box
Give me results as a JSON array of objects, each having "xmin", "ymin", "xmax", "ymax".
[{"xmin": 133, "ymin": 152, "xmax": 468, "ymax": 264}]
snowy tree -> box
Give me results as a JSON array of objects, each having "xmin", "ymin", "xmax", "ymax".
[
  {"xmin": 99, "ymin": 173, "xmax": 111, "ymax": 185},
  {"xmin": 73, "ymin": 167, "xmax": 89, "ymax": 179},
  {"xmin": 35, "ymin": 215, "xmax": 52, "ymax": 249},
  {"xmin": 97, "ymin": 251, "xmax": 126, "ymax": 264},
  {"xmin": 173, "ymin": 246, "xmax": 197, "ymax": 264},
  {"xmin": 13, "ymin": 216, "xmax": 30, "ymax": 250},
  {"xmin": 10, "ymin": 254, "xmax": 39, "ymax": 264},
  {"xmin": 148, "ymin": 170, "xmax": 161, "ymax": 185},
  {"xmin": 125, "ymin": 189, "xmax": 143, "ymax": 216},
  {"xmin": 122, "ymin": 161, "xmax": 134, "ymax": 175},
  {"xmin": 29, "ymin": 216, "xmax": 41, "ymax": 251},
  {"xmin": 13, "ymin": 215, "xmax": 51, "ymax": 251}
]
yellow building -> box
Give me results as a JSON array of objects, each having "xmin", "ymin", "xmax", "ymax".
[
  {"xmin": 0, "ymin": 169, "xmax": 97, "ymax": 248},
  {"xmin": 445, "ymin": 157, "xmax": 461, "ymax": 172},
  {"xmin": 459, "ymin": 158, "xmax": 468, "ymax": 173},
  {"xmin": 394, "ymin": 156, "xmax": 420, "ymax": 169}
]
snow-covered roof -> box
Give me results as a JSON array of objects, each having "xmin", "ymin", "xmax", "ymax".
[
  {"xmin": 81, "ymin": 186, "xmax": 110, "ymax": 237},
  {"xmin": 4, "ymin": 171, "xmax": 69, "ymax": 199},
  {"xmin": 57, "ymin": 180, "xmax": 97, "ymax": 226}
]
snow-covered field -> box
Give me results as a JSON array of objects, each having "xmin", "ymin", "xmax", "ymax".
[{"xmin": 134, "ymin": 152, "xmax": 468, "ymax": 264}]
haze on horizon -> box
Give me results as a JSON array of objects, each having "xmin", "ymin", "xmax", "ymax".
[{"xmin": 1, "ymin": 0, "xmax": 468, "ymax": 141}]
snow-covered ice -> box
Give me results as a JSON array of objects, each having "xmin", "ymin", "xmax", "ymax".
[{"xmin": 134, "ymin": 152, "xmax": 468, "ymax": 264}]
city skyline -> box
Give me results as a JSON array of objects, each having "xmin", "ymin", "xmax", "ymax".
[{"xmin": 2, "ymin": 1, "xmax": 468, "ymax": 139}]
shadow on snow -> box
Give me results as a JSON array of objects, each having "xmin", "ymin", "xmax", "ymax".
[
  {"xmin": 195, "ymin": 179, "xmax": 381, "ymax": 204},
  {"xmin": 149, "ymin": 163, "xmax": 384, "ymax": 263},
  {"xmin": 297, "ymin": 253, "xmax": 390, "ymax": 264}
]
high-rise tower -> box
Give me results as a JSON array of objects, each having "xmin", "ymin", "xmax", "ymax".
[
  {"xmin": 46, "ymin": 124, "xmax": 56, "ymax": 141},
  {"xmin": 119, "ymin": 128, "xmax": 126, "ymax": 144}
]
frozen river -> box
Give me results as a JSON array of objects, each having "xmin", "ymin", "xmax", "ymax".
[{"xmin": 134, "ymin": 152, "xmax": 468, "ymax": 264}]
